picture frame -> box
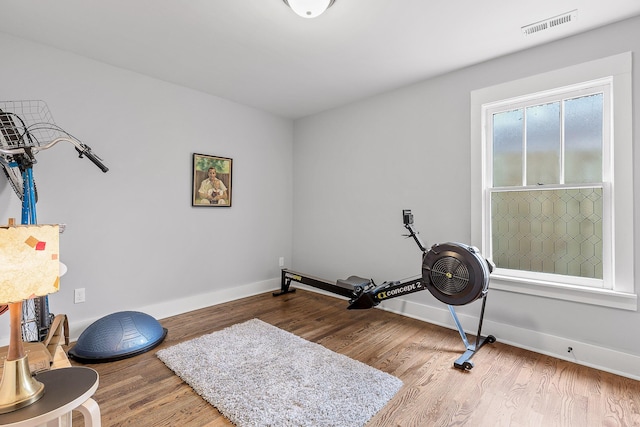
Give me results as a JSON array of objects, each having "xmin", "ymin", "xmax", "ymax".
[{"xmin": 192, "ymin": 153, "xmax": 232, "ymax": 207}]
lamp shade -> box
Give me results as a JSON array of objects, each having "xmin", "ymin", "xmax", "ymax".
[
  {"xmin": 283, "ymin": 0, "xmax": 335, "ymax": 18},
  {"xmin": 0, "ymin": 224, "xmax": 60, "ymax": 304}
]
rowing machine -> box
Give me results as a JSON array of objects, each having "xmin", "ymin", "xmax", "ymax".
[{"xmin": 274, "ymin": 210, "xmax": 496, "ymax": 370}]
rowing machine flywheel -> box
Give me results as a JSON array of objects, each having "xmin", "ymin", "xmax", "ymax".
[{"xmin": 422, "ymin": 242, "xmax": 491, "ymax": 306}]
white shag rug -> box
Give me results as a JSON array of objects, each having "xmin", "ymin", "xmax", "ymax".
[{"xmin": 157, "ymin": 319, "xmax": 403, "ymax": 426}]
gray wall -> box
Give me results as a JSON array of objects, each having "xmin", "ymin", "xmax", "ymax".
[
  {"xmin": 0, "ymin": 33, "xmax": 293, "ymax": 340},
  {"xmin": 1, "ymin": 15, "xmax": 639, "ymax": 378},
  {"xmin": 292, "ymin": 16, "xmax": 640, "ymax": 378}
]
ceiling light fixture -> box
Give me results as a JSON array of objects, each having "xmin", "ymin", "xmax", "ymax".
[{"xmin": 283, "ymin": 0, "xmax": 336, "ymax": 19}]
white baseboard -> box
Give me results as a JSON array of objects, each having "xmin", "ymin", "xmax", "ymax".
[
  {"xmin": 293, "ymin": 283, "xmax": 640, "ymax": 380},
  {"xmin": 377, "ymin": 295, "xmax": 640, "ymax": 381},
  {"xmin": 11, "ymin": 277, "xmax": 637, "ymax": 381},
  {"xmin": 67, "ymin": 278, "xmax": 280, "ymax": 344}
]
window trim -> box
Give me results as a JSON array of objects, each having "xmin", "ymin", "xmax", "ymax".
[{"xmin": 470, "ymin": 52, "xmax": 635, "ymax": 310}]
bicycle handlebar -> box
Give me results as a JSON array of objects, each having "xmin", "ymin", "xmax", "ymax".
[
  {"xmin": 0, "ymin": 137, "xmax": 108, "ymax": 173},
  {"xmin": 74, "ymin": 146, "xmax": 109, "ymax": 173}
]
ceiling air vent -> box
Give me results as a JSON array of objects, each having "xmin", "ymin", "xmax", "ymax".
[{"xmin": 522, "ymin": 10, "xmax": 577, "ymax": 36}]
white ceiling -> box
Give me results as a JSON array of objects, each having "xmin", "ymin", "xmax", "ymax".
[{"xmin": 1, "ymin": 0, "xmax": 639, "ymax": 119}]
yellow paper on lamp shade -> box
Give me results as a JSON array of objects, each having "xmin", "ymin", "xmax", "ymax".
[{"xmin": 0, "ymin": 224, "xmax": 60, "ymax": 304}]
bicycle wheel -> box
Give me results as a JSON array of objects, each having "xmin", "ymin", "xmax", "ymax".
[
  {"xmin": 1, "ymin": 163, "xmax": 25, "ymax": 200},
  {"xmin": 0, "ymin": 109, "xmax": 37, "ymax": 202}
]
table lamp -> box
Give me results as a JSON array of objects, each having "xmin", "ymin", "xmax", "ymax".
[{"xmin": 0, "ymin": 221, "xmax": 60, "ymax": 414}]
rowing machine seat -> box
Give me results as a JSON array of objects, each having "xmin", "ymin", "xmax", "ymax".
[{"xmin": 337, "ymin": 276, "xmax": 372, "ymax": 292}]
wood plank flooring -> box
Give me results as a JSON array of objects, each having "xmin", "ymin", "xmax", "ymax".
[{"xmin": 67, "ymin": 289, "xmax": 640, "ymax": 426}]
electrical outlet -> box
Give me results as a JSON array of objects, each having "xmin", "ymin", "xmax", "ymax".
[
  {"xmin": 279, "ymin": 257, "xmax": 285, "ymax": 267},
  {"xmin": 74, "ymin": 288, "xmax": 86, "ymax": 304}
]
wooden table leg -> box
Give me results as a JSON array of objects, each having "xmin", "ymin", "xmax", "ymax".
[{"xmin": 75, "ymin": 398, "xmax": 101, "ymax": 427}]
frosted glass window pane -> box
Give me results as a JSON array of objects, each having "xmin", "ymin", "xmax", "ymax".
[
  {"xmin": 564, "ymin": 94, "xmax": 603, "ymax": 183},
  {"xmin": 491, "ymin": 188, "xmax": 603, "ymax": 279},
  {"xmin": 526, "ymin": 102, "xmax": 560, "ymax": 185},
  {"xmin": 492, "ymin": 109, "xmax": 522, "ymax": 187}
]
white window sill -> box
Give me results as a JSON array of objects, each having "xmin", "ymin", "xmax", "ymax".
[{"xmin": 490, "ymin": 274, "xmax": 637, "ymax": 311}]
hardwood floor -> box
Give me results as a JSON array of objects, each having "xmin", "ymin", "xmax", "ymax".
[{"xmin": 68, "ymin": 289, "xmax": 640, "ymax": 426}]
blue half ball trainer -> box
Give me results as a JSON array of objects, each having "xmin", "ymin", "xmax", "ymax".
[{"xmin": 68, "ymin": 311, "xmax": 167, "ymax": 363}]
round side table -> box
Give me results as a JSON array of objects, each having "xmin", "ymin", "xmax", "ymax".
[{"xmin": 0, "ymin": 366, "xmax": 100, "ymax": 426}]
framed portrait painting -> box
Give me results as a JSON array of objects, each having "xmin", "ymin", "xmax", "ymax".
[{"xmin": 192, "ymin": 153, "xmax": 232, "ymax": 207}]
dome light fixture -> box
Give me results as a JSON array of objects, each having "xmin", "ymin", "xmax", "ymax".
[{"xmin": 283, "ymin": 0, "xmax": 336, "ymax": 19}]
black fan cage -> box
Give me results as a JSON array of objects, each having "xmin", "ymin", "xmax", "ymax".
[{"xmin": 422, "ymin": 242, "xmax": 490, "ymax": 306}]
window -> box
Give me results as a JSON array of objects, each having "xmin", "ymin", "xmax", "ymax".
[
  {"xmin": 471, "ymin": 52, "xmax": 635, "ymax": 310},
  {"xmin": 488, "ymin": 82, "xmax": 609, "ymax": 287}
]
